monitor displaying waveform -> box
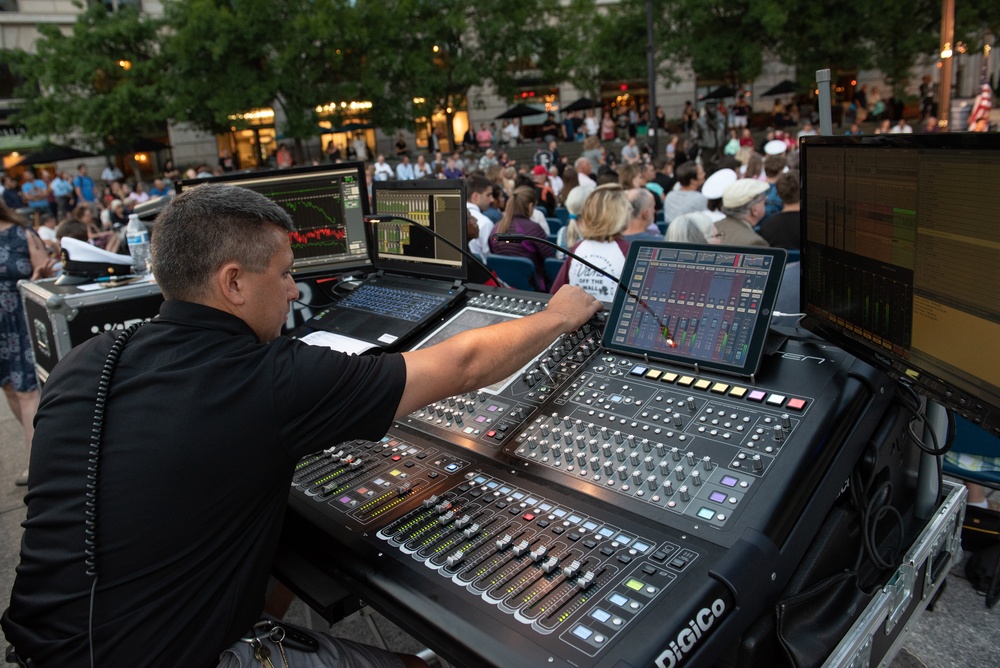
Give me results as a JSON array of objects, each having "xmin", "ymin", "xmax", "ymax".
[{"xmin": 174, "ymin": 163, "xmax": 371, "ymax": 276}]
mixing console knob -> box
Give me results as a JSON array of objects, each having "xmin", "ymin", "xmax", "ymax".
[
  {"xmin": 662, "ymin": 481, "xmax": 675, "ymax": 495},
  {"xmin": 773, "ymin": 425, "xmax": 784, "ymax": 441},
  {"xmin": 691, "ymin": 470, "xmax": 702, "ymax": 486},
  {"xmin": 647, "ymin": 475, "xmax": 658, "ymax": 490},
  {"xmin": 446, "ymin": 550, "xmax": 465, "ymax": 567},
  {"xmin": 615, "ymin": 447, "xmax": 627, "ymax": 462},
  {"xmin": 586, "ymin": 438, "xmax": 598, "ymax": 453},
  {"xmin": 589, "ymin": 423, "xmax": 599, "ymax": 436},
  {"xmin": 512, "ymin": 540, "xmax": 531, "ymax": 557},
  {"xmin": 575, "ymin": 435, "xmax": 587, "ymax": 450},
  {"xmin": 644, "ymin": 456, "xmax": 655, "ymax": 471},
  {"xmin": 564, "ymin": 432, "xmax": 575, "ymax": 445},
  {"xmin": 629, "ymin": 451, "xmax": 640, "ymax": 466},
  {"xmin": 574, "ymin": 352, "xmax": 585, "ymax": 362},
  {"xmin": 447, "ymin": 397, "xmax": 456, "ymax": 407},
  {"xmin": 659, "ymin": 461, "xmax": 670, "ymax": 475},
  {"xmin": 552, "ymin": 447, "xmax": 562, "ymax": 460},
  {"xmin": 590, "ymin": 456, "xmax": 601, "ymax": 471},
  {"xmin": 422, "ymin": 495, "xmax": 440, "ymax": 509},
  {"xmin": 632, "ymin": 470, "xmax": 643, "ymax": 485},
  {"xmin": 541, "ymin": 556, "xmax": 560, "ymax": 573},
  {"xmin": 577, "ymin": 571, "xmax": 595, "ymax": 590},
  {"xmin": 687, "ymin": 397, "xmax": 697, "ymax": 412},
  {"xmin": 656, "ymin": 442, "xmax": 667, "ymax": 457},
  {"xmin": 463, "ymin": 523, "xmax": 481, "ymax": 538},
  {"xmin": 539, "ymin": 440, "xmax": 550, "ymax": 453},
  {"xmin": 703, "ymin": 456, "xmax": 713, "ymax": 471},
  {"xmin": 528, "ymin": 437, "xmax": 538, "ymax": 451},
  {"xmin": 540, "ymin": 426, "xmax": 550, "ymax": 437},
  {"xmin": 576, "ymin": 452, "xmax": 587, "ymax": 466},
  {"xmin": 477, "ymin": 391, "xmax": 486, "ymax": 402},
  {"xmin": 603, "ymin": 461, "xmax": 614, "ymax": 475},
  {"xmin": 496, "ymin": 534, "xmax": 513, "ymax": 550},
  {"xmin": 438, "ymin": 511, "xmax": 455, "ymax": 525},
  {"xmin": 601, "ymin": 443, "xmax": 612, "ymax": 458},
  {"xmin": 564, "ymin": 560, "xmax": 581, "ymax": 579},
  {"xmin": 671, "ymin": 446, "xmax": 682, "ymax": 461},
  {"xmin": 563, "ymin": 446, "xmax": 574, "ymax": 459},
  {"xmin": 679, "ymin": 486, "xmax": 690, "ymax": 501},
  {"xmin": 675, "ymin": 465, "xmax": 686, "ymax": 481},
  {"xmin": 600, "ymin": 426, "xmax": 610, "ymax": 439},
  {"xmin": 551, "ymin": 413, "xmax": 562, "ymax": 426},
  {"xmin": 781, "ymin": 413, "xmax": 791, "ymax": 429},
  {"xmin": 575, "ymin": 419, "xmax": 586, "ymax": 433},
  {"xmin": 530, "ymin": 545, "xmax": 548, "ymax": 561},
  {"xmin": 686, "ymin": 451, "xmax": 696, "ymax": 465},
  {"xmin": 639, "ymin": 438, "xmax": 651, "ymax": 452},
  {"xmin": 673, "ymin": 414, "xmax": 683, "ymax": 427},
  {"xmin": 453, "ymin": 413, "xmax": 463, "ymax": 425},
  {"xmin": 752, "ymin": 454, "xmax": 763, "ymax": 471},
  {"xmin": 617, "ymin": 466, "xmax": 628, "ymax": 481}
]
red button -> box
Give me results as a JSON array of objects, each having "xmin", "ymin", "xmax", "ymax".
[
  {"xmin": 486, "ymin": 430, "xmax": 497, "ymax": 437},
  {"xmin": 523, "ymin": 513, "xmax": 535, "ymax": 521},
  {"xmin": 391, "ymin": 455, "xmax": 402, "ymax": 461},
  {"xmin": 787, "ymin": 398, "xmax": 807, "ymax": 411}
]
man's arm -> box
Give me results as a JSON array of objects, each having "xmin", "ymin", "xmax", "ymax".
[{"xmin": 396, "ymin": 285, "xmax": 601, "ymax": 418}]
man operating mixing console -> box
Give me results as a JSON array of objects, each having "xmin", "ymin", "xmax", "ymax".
[{"xmin": 2, "ymin": 184, "xmax": 602, "ymax": 667}]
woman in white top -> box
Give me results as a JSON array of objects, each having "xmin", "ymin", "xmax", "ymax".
[{"xmin": 549, "ymin": 184, "xmax": 630, "ymax": 301}]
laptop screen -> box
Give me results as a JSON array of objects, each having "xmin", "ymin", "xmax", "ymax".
[
  {"xmin": 601, "ymin": 241, "xmax": 787, "ymax": 377},
  {"xmin": 370, "ymin": 179, "xmax": 468, "ymax": 281},
  {"xmin": 175, "ymin": 162, "xmax": 370, "ymax": 277}
]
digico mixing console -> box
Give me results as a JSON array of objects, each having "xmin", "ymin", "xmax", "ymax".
[{"xmin": 288, "ymin": 268, "xmax": 895, "ymax": 667}]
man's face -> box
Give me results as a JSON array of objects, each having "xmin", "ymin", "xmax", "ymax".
[
  {"xmin": 240, "ymin": 228, "xmax": 299, "ymax": 343},
  {"xmin": 471, "ymin": 188, "xmax": 494, "ymax": 209},
  {"xmin": 695, "ymin": 165, "xmax": 706, "ymax": 185}
]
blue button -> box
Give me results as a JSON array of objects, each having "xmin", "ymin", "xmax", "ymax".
[
  {"xmin": 697, "ymin": 507, "xmax": 715, "ymax": 520},
  {"xmin": 445, "ymin": 463, "xmax": 460, "ymax": 472},
  {"xmin": 573, "ymin": 625, "xmax": 593, "ymax": 640},
  {"xmin": 630, "ymin": 366, "xmax": 648, "ymax": 376},
  {"xmin": 609, "ymin": 593, "xmax": 629, "ymax": 607},
  {"xmin": 591, "ymin": 608, "xmax": 611, "ymax": 623}
]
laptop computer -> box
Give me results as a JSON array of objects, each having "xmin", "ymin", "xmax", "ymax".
[{"xmin": 307, "ymin": 179, "xmax": 468, "ymax": 349}]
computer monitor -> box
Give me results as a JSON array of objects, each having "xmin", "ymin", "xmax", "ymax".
[
  {"xmin": 799, "ymin": 133, "xmax": 1000, "ymax": 434},
  {"xmin": 602, "ymin": 241, "xmax": 787, "ymax": 378},
  {"xmin": 175, "ymin": 162, "xmax": 370, "ymax": 277},
  {"xmin": 370, "ymin": 179, "xmax": 468, "ymax": 281}
]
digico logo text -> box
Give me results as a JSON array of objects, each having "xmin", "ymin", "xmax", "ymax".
[{"xmin": 654, "ymin": 598, "xmax": 726, "ymax": 668}]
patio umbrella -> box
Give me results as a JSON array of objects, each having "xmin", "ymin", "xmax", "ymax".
[
  {"xmin": 495, "ymin": 103, "xmax": 546, "ymax": 119},
  {"xmin": 561, "ymin": 97, "xmax": 602, "ymax": 112},
  {"xmin": 11, "ymin": 144, "xmax": 97, "ymax": 167},
  {"xmin": 323, "ymin": 122, "xmax": 373, "ymax": 134},
  {"xmin": 761, "ymin": 80, "xmax": 797, "ymax": 97},
  {"xmin": 699, "ymin": 85, "xmax": 737, "ymax": 101}
]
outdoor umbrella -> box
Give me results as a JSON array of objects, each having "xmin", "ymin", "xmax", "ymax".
[
  {"xmin": 561, "ymin": 97, "xmax": 602, "ymax": 112},
  {"xmin": 11, "ymin": 144, "xmax": 96, "ymax": 167},
  {"xmin": 699, "ymin": 85, "xmax": 736, "ymax": 101},
  {"xmin": 761, "ymin": 80, "xmax": 797, "ymax": 97},
  {"xmin": 495, "ymin": 103, "xmax": 546, "ymax": 119},
  {"xmin": 323, "ymin": 122, "xmax": 373, "ymax": 134}
]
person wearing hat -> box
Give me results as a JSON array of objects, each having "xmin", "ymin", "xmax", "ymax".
[
  {"xmin": 700, "ymin": 168, "xmax": 737, "ymax": 223},
  {"xmin": 716, "ymin": 179, "xmax": 771, "ymax": 247},
  {"xmin": 764, "ymin": 139, "xmax": 787, "ymax": 156},
  {"xmin": 478, "ymin": 147, "xmax": 498, "ymax": 172},
  {"xmin": 530, "ymin": 164, "xmax": 557, "ymax": 217}
]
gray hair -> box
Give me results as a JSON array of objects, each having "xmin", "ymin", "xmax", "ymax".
[
  {"xmin": 151, "ymin": 183, "xmax": 294, "ymax": 301},
  {"xmin": 721, "ymin": 194, "xmax": 765, "ymax": 221},
  {"xmin": 626, "ymin": 188, "xmax": 654, "ymax": 219},
  {"xmin": 665, "ymin": 213, "xmax": 712, "ymax": 244}
]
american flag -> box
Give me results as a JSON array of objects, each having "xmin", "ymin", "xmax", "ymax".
[{"xmin": 967, "ymin": 52, "xmax": 992, "ymax": 131}]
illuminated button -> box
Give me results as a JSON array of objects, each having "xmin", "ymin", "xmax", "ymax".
[
  {"xmin": 591, "ymin": 609, "xmax": 612, "ymax": 623},
  {"xmin": 720, "ymin": 475, "xmax": 739, "ymax": 487},
  {"xmin": 709, "ymin": 491, "xmax": 728, "ymax": 503},
  {"xmin": 662, "ymin": 372, "xmax": 679, "ymax": 383},
  {"xmin": 630, "ymin": 365, "xmax": 648, "ymax": 377},
  {"xmin": 697, "ymin": 507, "xmax": 715, "ymax": 520},
  {"xmin": 729, "ymin": 386, "xmax": 748, "ymax": 398},
  {"xmin": 523, "ymin": 513, "xmax": 536, "ymax": 521},
  {"xmin": 646, "ymin": 369, "xmax": 662, "ymax": 380},
  {"xmin": 625, "ymin": 578, "xmax": 644, "ymax": 591},
  {"xmin": 677, "ymin": 376, "xmax": 695, "ymax": 387},
  {"xmin": 787, "ymin": 398, "xmax": 807, "ymax": 411},
  {"xmin": 766, "ymin": 394, "xmax": 786, "ymax": 407},
  {"xmin": 572, "ymin": 625, "xmax": 593, "ymax": 640},
  {"xmin": 711, "ymin": 382, "xmax": 729, "ymax": 394},
  {"xmin": 747, "ymin": 390, "xmax": 767, "ymax": 402},
  {"xmin": 694, "ymin": 379, "xmax": 711, "ymax": 391}
]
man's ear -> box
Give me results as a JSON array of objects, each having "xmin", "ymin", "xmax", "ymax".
[{"xmin": 217, "ymin": 262, "xmax": 245, "ymax": 306}]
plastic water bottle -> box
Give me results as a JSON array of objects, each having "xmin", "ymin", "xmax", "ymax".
[{"xmin": 125, "ymin": 214, "xmax": 151, "ymax": 275}]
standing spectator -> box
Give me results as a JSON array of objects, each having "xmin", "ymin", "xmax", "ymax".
[
  {"xmin": 394, "ymin": 132, "xmax": 409, "ymax": 159},
  {"xmin": 584, "ymin": 110, "xmax": 599, "ymax": 138},
  {"xmin": 502, "ymin": 119, "xmax": 520, "ymax": 147},
  {"xmin": 275, "ymin": 143, "xmax": 293, "ymax": 168},
  {"xmin": 72, "ymin": 164, "xmax": 97, "ymax": 204},
  {"xmin": 540, "ymin": 113, "xmax": 561, "ymax": 142},
  {"xmin": 0, "ymin": 202, "xmax": 54, "ymax": 486},
  {"xmin": 2, "ymin": 176, "xmax": 23, "ymax": 210},
  {"xmin": 21, "ymin": 169, "xmax": 49, "ymax": 223},
  {"xmin": 488, "ymin": 186, "xmax": 554, "ymax": 290},
  {"xmin": 428, "ymin": 127, "xmax": 442, "ymax": 154},
  {"xmin": 350, "ymin": 133, "xmax": 369, "ymax": 162},
  {"xmin": 101, "ymin": 161, "xmax": 123, "ymax": 183},
  {"xmin": 682, "ymin": 101, "xmax": 698, "ymax": 133},
  {"xmin": 218, "ymin": 149, "xmax": 237, "ymax": 172},
  {"xmin": 476, "ymin": 123, "xmax": 493, "ymax": 151},
  {"xmin": 325, "ymin": 141, "xmax": 341, "ymax": 163},
  {"xmin": 49, "ymin": 170, "xmax": 75, "ymax": 219},
  {"xmin": 601, "ymin": 113, "xmax": 616, "ymax": 142}
]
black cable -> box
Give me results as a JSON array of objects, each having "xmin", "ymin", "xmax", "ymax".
[{"xmin": 85, "ymin": 321, "xmax": 146, "ymax": 668}]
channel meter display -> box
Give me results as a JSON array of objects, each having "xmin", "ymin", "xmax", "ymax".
[
  {"xmin": 176, "ymin": 162, "xmax": 370, "ymax": 276},
  {"xmin": 603, "ymin": 243, "xmax": 786, "ymax": 378}
]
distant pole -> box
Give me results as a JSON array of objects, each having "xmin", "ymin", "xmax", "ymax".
[
  {"xmin": 646, "ymin": 0, "xmax": 658, "ymax": 157},
  {"xmin": 816, "ymin": 69, "xmax": 833, "ymax": 135},
  {"xmin": 939, "ymin": 0, "xmax": 955, "ymax": 131}
]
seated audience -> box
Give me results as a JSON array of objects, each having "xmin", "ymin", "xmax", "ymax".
[{"xmin": 488, "ymin": 186, "xmax": 554, "ymax": 291}]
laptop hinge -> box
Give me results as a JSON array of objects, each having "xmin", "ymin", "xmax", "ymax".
[{"xmin": 452, "ymin": 279, "xmax": 463, "ymax": 290}]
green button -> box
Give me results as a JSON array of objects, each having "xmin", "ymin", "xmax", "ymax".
[{"xmin": 626, "ymin": 578, "xmax": 644, "ymax": 591}]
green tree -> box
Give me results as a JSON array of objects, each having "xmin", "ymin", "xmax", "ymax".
[
  {"xmin": 557, "ymin": 0, "xmax": 650, "ymax": 98},
  {"xmin": 1, "ymin": 3, "xmax": 168, "ymax": 157}
]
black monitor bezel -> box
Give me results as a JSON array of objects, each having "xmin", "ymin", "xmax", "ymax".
[
  {"xmin": 175, "ymin": 162, "xmax": 372, "ymax": 278},
  {"xmin": 602, "ymin": 241, "xmax": 787, "ymax": 378},
  {"xmin": 798, "ymin": 133, "xmax": 1000, "ymax": 433},
  {"xmin": 370, "ymin": 179, "xmax": 468, "ymax": 281}
]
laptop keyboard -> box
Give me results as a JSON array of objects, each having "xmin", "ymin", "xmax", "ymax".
[{"xmin": 339, "ymin": 283, "xmax": 450, "ymax": 322}]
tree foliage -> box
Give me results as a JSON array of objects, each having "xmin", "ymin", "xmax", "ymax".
[
  {"xmin": 1, "ymin": 3, "xmax": 168, "ymax": 153},
  {"xmin": 558, "ymin": 0, "xmax": 650, "ymax": 97}
]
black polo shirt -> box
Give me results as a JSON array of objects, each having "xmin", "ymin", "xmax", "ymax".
[{"xmin": 3, "ymin": 301, "xmax": 407, "ymax": 667}]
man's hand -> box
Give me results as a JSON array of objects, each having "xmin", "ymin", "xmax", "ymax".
[{"xmin": 545, "ymin": 285, "xmax": 603, "ymax": 333}]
